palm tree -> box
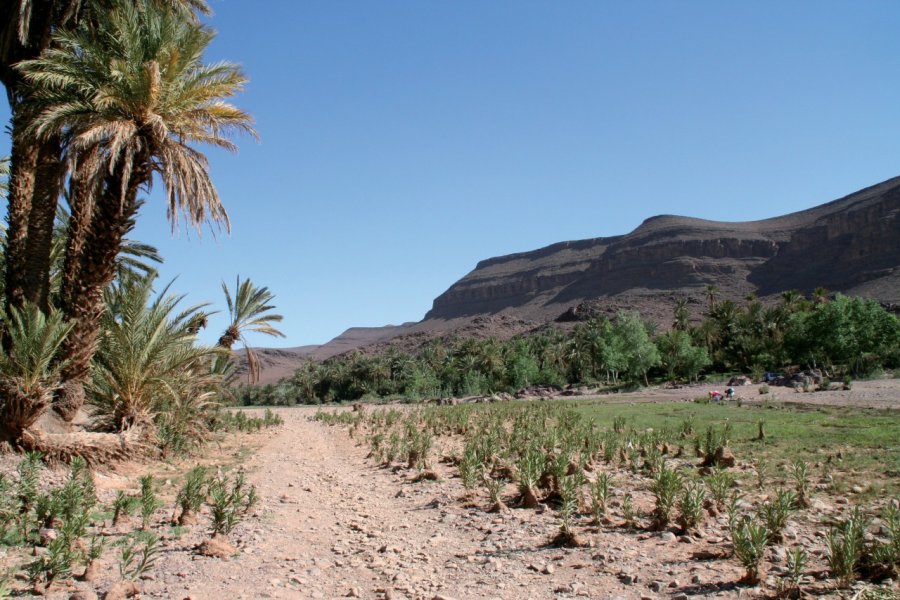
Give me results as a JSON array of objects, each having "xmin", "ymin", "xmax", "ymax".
[
  {"xmin": 218, "ymin": 277, "xmax": 285, "ymax": 383},
  {"xmin": 1, "ymin": 0, "xmax": 211, "ymax": 315},
  {"xmin": 812, "ymin": 286, "xmax": 830, "ymax": 306},
  {"xmin": 0, "ymin": 303, "xmax": 72, "ymax": 443},
  {"xmin": 673, "ymin": 297, "xmax": 690, "ymax": 331},
  {"xmin": 17, "ymin": 2, "xmax": 255, "ymax": 420},
  {"xmin": 91, "ymin": 274, "xmax": 223, "ymax": 452}
]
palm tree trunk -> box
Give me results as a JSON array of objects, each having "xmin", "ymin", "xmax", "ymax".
[
  {"xmin": 54, "ymin": 170, "xmax": 141, "ymax": 421},
  {"xmin": 4, "ymin": 131, "xmax": 40, "ymax": 316},
  {"xmin": 58, "ymin": 159, "xmax": 99, "ymax": 316},
  {"xmin": 22, "ymin": 135, "xmax": 65, "ymax": 312}
]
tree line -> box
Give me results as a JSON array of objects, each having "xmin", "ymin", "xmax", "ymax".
[{"xmin": 237, "ymin": 291, "xmax": 900, "ymax": 406}]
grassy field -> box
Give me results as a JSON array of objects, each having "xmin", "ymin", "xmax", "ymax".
[{"xmin": 568, "ymin": 398, "xmax": 900, "ymax": 498}]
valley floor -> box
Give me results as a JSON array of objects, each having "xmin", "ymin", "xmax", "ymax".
[{"xmin": 9, "ymin": 378, "xmax": 899, "ymax": 600}]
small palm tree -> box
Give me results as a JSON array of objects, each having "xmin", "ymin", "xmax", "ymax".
[
  {"xmin": 218, "ymin": 276, "xmax": 285, "ymax": 383},
  {"xmin": 0, "ymin": 303, "xmax": 72, "ymax": 443},
  {"xmin": 90, "ymin": 274, "xmax": 223, "ymax": 439}
]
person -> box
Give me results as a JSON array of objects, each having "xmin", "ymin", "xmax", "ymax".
[
  {"xmin": 725, "ymin": 387, "xmax": 735, "ymax": 400},
  {"xmin": 709, "ymin": 390, "xmax": 723, "ymax": 402}
]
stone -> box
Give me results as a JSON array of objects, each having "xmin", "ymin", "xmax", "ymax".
[
  {"xmin": 103, "ymin": 581, "xmax": 139, "ymax": 600},
  {"xmin": 197, "ymin": 535, "xmax": 238, "ymax": 559},
  {"xmin": 660, "ymin": 532, "xmax": 676, "ymax": 542}
]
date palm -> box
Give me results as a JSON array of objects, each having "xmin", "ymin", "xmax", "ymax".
[
  {"xmin": 218, "ymin": 277, "xmax": 285, "ymax": 383},
  {"xmin": 91, "ymin": 274, "xmax": 222, "ymax": 441},
  {"xmin": 17, "ymin": 2, "xmax": 255, "ymax": 420},
  {"xmin": 0, "ymin": 303, "xmax": 72, "ymax": 443},
  {"xmin": 1, "ymin": 0, "xmax": 211, "ymax": 314}
]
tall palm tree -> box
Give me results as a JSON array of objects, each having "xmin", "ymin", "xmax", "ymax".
[
  {"xmin": 1, "ymin": 0, "xmax": 211, "ymax": 315},
  {"xmin": 17, "ymin": 2, "xmax": 255, "ymax": 420},
  {"xmin": 218, "ymin": 277, "xmax": 285, "ymax": 383}
]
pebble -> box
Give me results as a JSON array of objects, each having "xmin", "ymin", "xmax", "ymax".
[{"xmin": 660, "ymin": 532, "xmax": 677, "ymax": 542}]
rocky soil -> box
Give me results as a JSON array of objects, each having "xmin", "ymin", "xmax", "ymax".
[{"xmin": 2, "ymin": 379, "xmax": 898, "ymax": 600}]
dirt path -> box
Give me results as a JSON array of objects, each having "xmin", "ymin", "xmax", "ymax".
[{"xmin": 134, "ymin": 408, "xmax": 749, "ymax": 600}]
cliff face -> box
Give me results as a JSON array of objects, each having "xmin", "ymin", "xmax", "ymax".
[{"xmin": 425, "ymin": 177, "xmax": 900, "ymax": 322}]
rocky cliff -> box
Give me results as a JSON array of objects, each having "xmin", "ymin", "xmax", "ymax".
[
  {"xmin": 243, "ymin": 176, "xmax": 900, "ymax": 381},
  {"xmin": 424, "ymin": 176, "xmax": 900, "ymax": 323}
]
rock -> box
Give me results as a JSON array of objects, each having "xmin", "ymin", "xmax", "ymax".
[
  {"xmin": 432, "ymin": 595, "xmax": 459, "ymax": 600},
  {"xmin": 38, "ymin": 528, "xmax": 58, "ymax": 546},
  {"xmin": 618, "ymin": 572, "xmax": 638, "ymax": 585},
  {"xmin": 104, "ymin": 581, "xmax": 139, "ymax": 600},
  {"xmin": 660, "ymin": 532, "xmax": 676, "ymax": 542},
  {"xmin": 70, "ymin": 591, "xmax": 99, "ymax": 600},
  {"xmin": 713, "ymin": 446, "xmax": 736, "ymax": 468},
  {"xmin": 728, "ymin": 375, "xmax": 752, "ymax": 386},
  {"xmin": 197, "ymin": 535, "xmax": 238, "ymax": 559},
  {"xmin": 649, "ymin": 581, "xmax": 665, "ymax": 592},
  {"xmin": 851, "ymin": 485, "xmax": 865, "ymax": 494},
  {"xmin": 542, "ymin": 564, "xmax": 555, "ymax": 575}
]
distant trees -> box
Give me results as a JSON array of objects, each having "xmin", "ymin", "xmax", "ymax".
[
  {"xmin": 236, "ymin": 291, "xmax": 900, "ymax": 407},
  {"xmin": 786, "ymin": 294, "xmax": 900, "ymax": 375}
]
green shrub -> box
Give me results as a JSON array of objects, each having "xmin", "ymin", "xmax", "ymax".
[
  {"xmin": 731, "ymin": 516, "xmax": 768, "ymax": 583},
  {"xmin": 827, "ymin": 507, "xmax": 870, "ymax": 586},
  {"xmin": 651, "ymin": 462, "xmax": 682, "ymax": 529},
  {"xmin": 759, "ymin": 488, "xmax": 797, "ymax": 544}
]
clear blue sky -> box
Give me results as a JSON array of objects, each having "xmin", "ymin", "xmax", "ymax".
[{"xmin": 3, "ymin": 1, "xmax": 900, "ymax": 348}]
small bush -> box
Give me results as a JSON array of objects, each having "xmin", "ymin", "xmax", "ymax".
[
  {"xmin": 139, "ymin": 476, "xmax": 162, "ymax": 531},
  {"xmin": 678, "ymin": 482, "xmax": 706, "ymax": 532},
  {"xmin": 651, "ymin": 463, "xmax": 682, "ymax": 529},
  {"xmin": 827, "ymin": 507, "xmax": 870, "ymax": 586},
  {"xmin": 732, "ymin": 516, "xmax": 768, "ymax": 583},
  {"xmin": 175, "ymin": 466, "xmax": 208, "ymax": 525},
  {"xmin": 759, "ymin": 488, "xmax": 797, "ymax": 544},
  {"xmin": 208, "ymin": 471, "xmax": 257, "ymax": 536}
]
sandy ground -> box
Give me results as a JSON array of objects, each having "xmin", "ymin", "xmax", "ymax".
[{"xmin": 4, "ymin": 378, "xmax": 898, "ymax": 600}]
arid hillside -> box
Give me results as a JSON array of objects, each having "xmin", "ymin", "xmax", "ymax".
[
  {"xmin": 425, "ymin": 176, "xmax": 900, "ymax": 324},
  {"xmin": 247, "ymin": 176, "xmax": 900, "ymax": 381}
]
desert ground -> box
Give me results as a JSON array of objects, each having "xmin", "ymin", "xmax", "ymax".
[{"xmin": 3, "ymin": 379, "xmax": 898, "ymax": 600}]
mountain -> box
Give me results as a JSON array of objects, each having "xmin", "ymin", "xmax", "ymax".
[
  {"xmin": 244, "ymin": 176, "xmax": 900, "ymax": 382},
  {"xmin": 234, "ymin": 324, "xmax": 415, "ymax": 385},
  {"xmin": 424, "ymin": 176, "xmax": 900, "ymax": 324}
]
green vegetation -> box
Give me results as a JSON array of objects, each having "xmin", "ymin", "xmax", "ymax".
[
  {"xmin": 244, "ymin": 293, "xmax": 900, "ymax": 406},
  {"xmin": 315, "ymin": 397, "xmax": 900, "ymax": 593},
  {"xmin": 0, "ymin": 451, "xmax": 258, "ymax": 593}
]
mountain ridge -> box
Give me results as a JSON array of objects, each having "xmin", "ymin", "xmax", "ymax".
[{"xmin": 244, "ymin": 176, "xmax": 900, "ymax": 384}]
